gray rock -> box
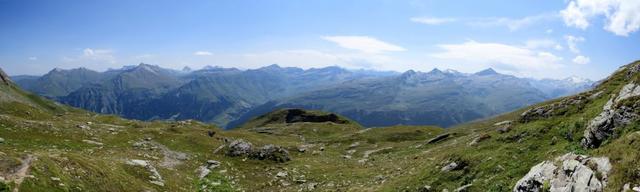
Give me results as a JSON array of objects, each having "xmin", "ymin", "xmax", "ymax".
[
  {"xmin": 427, "ymin": 133, "xmax": 451, "ymax": 144},
  {"xmin": 0, "ymin": 137, "xmax": 4, "ymax": 143},
  {"xmin": 513, "ymin": 161, "xmax": 557, "ymax": 192},
  {"xmin": 441, "ymin": 162, "xmax": 464, "ymax": 172},
  {"xmin": 418, "ymin": 185, "xmax": 432, "ymax": 192},
  {"xmin": 250, "ymin": 144, "xmax": 290, "ymax": 163},
  {"xmin": 196, "ymin": 166, "xmax": 211, "ymax": 179},
  {"xmin": 206, "ymin": 160, "xmax": 220, "ymax": 169},
  {"xmin": 513, "ymin": 153, "xmax": 611, "ymax": 192},
  {"xmin": 583, "ymin": 83, "xmax": 640, "ymax": 148},
  {"xmin": 276, "ymin": 171, "xmax": 288, "ymax": 178},
  {"xmin": 455, "ymin": 184, "xmax": 472, "ymax": 192},
  {"xmin": 226, "ymin": 139, "xmax": 253, "ymax": 157}
]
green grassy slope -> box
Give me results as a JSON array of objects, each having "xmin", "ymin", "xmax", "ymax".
[{"xmin": 1, "ymin": 61, "xmax": 640, "ymax": 191}]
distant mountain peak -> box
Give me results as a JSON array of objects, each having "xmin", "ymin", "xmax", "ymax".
[
  {"xmin": 427, "ymin": 68, "xmax": 444, "ymax": 75},
  {"xmin": 401, "ymin": 70, "xmax": 417, "ymax": 76},
  {"xmin": 564, "ymin": 76, "xmax": 592, "ymax": 84},
  {"xmin": 475, "ymin": 68, "xmax": 499, "ymax": 76},
  {"xmin": 262, "ymin": 64, "xmax": 282, "ymax": 69},
  {"xmin": 182, "ymin": 66, "xmax": 192, "ymax": 72}
]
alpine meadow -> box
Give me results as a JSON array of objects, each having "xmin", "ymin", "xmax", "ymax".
[{"xmin": 1, "ymin": 1, "xmax": 640, "ymax": 192}]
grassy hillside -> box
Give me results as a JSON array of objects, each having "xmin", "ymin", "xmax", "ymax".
[{"xmin": 1, "ymin": 60, "xmax": 640, "ymax": 191}]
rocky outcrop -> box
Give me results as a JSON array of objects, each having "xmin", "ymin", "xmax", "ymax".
[
  {"xmin": 582, "ymin": 82, "xmax": 640, "ymax": 148},
  {"xmin": 513, "ymin": 153, "xmax": 611, "ymax": 192},
  {"xmin": 225, "ymin": 139, "xmax": 291, "ymax": 162},
  {"xmin": 427, "ymin": 133, "xmax": 451, "ymax": 144},
  {"xmin": 250, "ymin": 144, "xmax": 290, "ymax": 163},
  {"xmin": 519, "ymin": 95, "xmax": 587, "ymax": 123},
  {"xmin": 127, "ymin": 159, "xmax": 165, "ymax": 186},
  {"xmin": 0, "ymin": 68, "xmax": 12, "ymax": 86}
]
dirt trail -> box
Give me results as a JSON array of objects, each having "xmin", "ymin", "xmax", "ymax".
[{"xmin": 7, "ymin": 155, "xmax": 34, "ymax": 192}]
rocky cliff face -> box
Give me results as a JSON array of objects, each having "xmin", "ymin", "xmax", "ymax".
[
  {"xmin": 582, "ymin": 82, "xmax": 640, "ymax": 148},
  {"xmin": 0, "ymin": 68, "xmax": 12, "ymax": 85}
]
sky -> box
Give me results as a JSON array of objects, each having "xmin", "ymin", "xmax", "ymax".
[{"xmin": 0, "ymin": 0, "xmax": 639, "ymax": 80}]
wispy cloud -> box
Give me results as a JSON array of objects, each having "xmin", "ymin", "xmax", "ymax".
[
  {"xmin": 28, "ymin": 57, "xmax": 37, "ymax": 61},
  {"xmin": 411, "ymin": 13, "xmax": 558, "ymax": 31},
  {"xmin": 572, "ymin": 55, "xmax": 591, "ymax": 64},
  {"xmin": 63, "ymin": 48, "xmax": 116, "ymax": 63},
  {"xmin": 193, "ymin": 51, "xmax": 213, "ymax": 56},
  {"xmin": 322, "ymin": 36, "xmax": 406, "ymax": 53},
  {"xmin": 467, "ymin": 13, "xmax": 558, "ymax": 31},
  {"xmin": 430, "ymin": 40, "xmax": 563, "ymax": 77},
  {"xmin": 410, "ymin": 17, "xmax": 456, "ymax": 25},
  {"xmin": 564, "ymin": 35, "xmax": 585, "ymax": 54},
  {"xmin": 561, "ymin": 0, "xmax": 640, "ymax": 36},
  {"xmin": 525, "ymin": 39, "xmax": 563, "ymax": 50}
]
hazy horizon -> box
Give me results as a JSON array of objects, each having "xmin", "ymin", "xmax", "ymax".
[{"xmin": 2, "ymin": 0, "xmax": 639, "ymax": 80}]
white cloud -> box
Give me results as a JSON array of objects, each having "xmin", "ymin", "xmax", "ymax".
[
  {"xmin": 564, "ymin": 35, "xmax": 585, "ymax": 54},
  {"xmin": 62, "ymin": 48, "xmax": 116, "ymax": 67},
  {"xmin": 80, "ymin": 48, "xmax": 115, "ymax": 62},
  {"xmin": 572, "ymin": 55, "xmax": 591, "ymax": 64},
  {"xmin": 193, "ymin": 51, "xmax": 213, "ymax": 56},
  {"xmin": 240, "ymin": 49, "xmax": 394, "ymax": 70},
  {"xmin": 468, "ymin": 14, "xmax": 557, "ymax": 31},
  {"xmin": 410, "ymin": 17, "xmax": 456, "ymax": 25},
  {"xmin": 28, "ymin": 57, "xmax": 37, "ymax": 61},
  {"xmin": 561, "ymin": 0, "xmax": 640, "ymax": 36},
  {"xmin": 546, "ymin": 29, "xmax": 554, "ymax": 34},
  {"xmin": 322, "ymin": 36, "xmax": 406, "ymax": 53},
  {"xmin": 430, "ymin": 41, "xmax": 563, "ymax": 77},
  {"xmin": 525, "ymin": 39, "xmax": 563, "ymax": 50}
]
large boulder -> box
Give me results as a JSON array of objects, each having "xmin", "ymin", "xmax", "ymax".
[
  {"xmin": 513, "ymin": 153, "xmax": 611, "ymax": 192},
  {"xmin": 250, "ymin": 144, "xmax": 290, "ymax": 163},
  {"xmin": 226, "ymin": 139, "xmax": 253, "ymax": 157},
  {"xmin": 582, "ymin": 83, "xmax": 640, "ymax": 148}
]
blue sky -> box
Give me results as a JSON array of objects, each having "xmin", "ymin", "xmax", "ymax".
[{"xmin": 0, "ymin": 0, "xmax": 638, "ymax": 80}]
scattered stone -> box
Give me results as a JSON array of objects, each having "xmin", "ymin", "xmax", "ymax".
[
  {"xmin": 497, "ymin": 125, "xmax": 512, "ymax": 134},
  {"xmin": 297, "ymin": 144, "xmax": 314, "ymax": 153},
  {"xmin": 0, "ymin": 138, "xmax": 4, "ymax": 143},
  {"xmin": 349, "ymin": 142, "xmax": 360, "ymax": 149},
  {"xmin": 363, "ymin": 147, "xmax": 392, "ymax": 158},
  {"xmin": 455, "ymin": 184, "xmax": 472, "ymax": 192},
  {"xmin": 127, "ymin": 159, "xmax": 164, "ymax": 186},
  {"xmin": 212, "ymin": 144, "xmax": 226, "ymax": 154},
  {"xmin": 427, "ymin": 133, "xmax": 451, "ymax": 144},
  {"xmin": 418, "ymin": 185, "xmax": 432, "ymax": 192},
  {"xmin": 276, "ymin": 171, "xmax": 288, "ymax": 178},
  {"xmin": 50, "ymin": 177, "xmax": 61, "ymax": 181},
  {"xmin": 468, "ymin": 134, "xmax": 491, "ymax": 146},
  {"xmin": 82, "ymin": 140, "xmax": 104, "ymax": 146},
  {"xmin": 206, "ymin": 160, "xmax": 221, "ymax": 169},
  {"xmin": 76, "ymin": 125, "xmax": 90, "ymax": 129},
  {"xmin": 441, "ymin": 162, "xmax": 464, "ymax": 172},
  {"xmin": 196, "ymin": 166, "xmax": 211, "ymax": 179},
  {"xmin": 494, "ymin": 121, "xmax": 512, "ymax": 126}
]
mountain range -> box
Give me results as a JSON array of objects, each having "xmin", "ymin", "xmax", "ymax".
[
  {"xmin": 1, "ymin": 61, "xmax": 639, "ymax": 191},
  {"xmin": 14, "ymin": 63, "xmax": 594, "ymax": 128}
]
